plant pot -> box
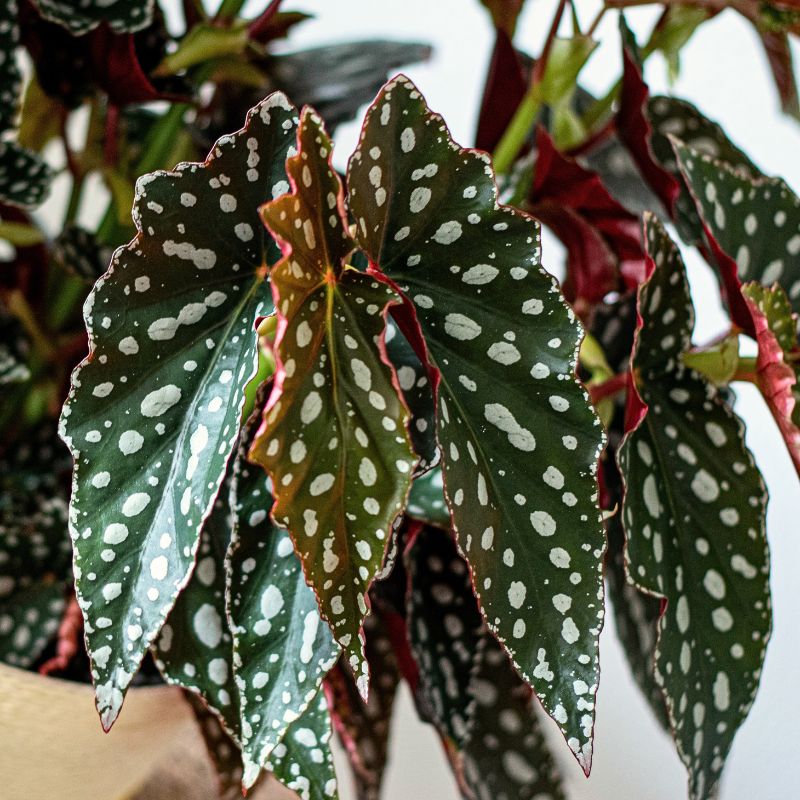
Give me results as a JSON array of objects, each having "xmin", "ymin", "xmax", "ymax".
[{"xmin": 0, "ymin": 662, "xmax": 196, "ymax": 800}]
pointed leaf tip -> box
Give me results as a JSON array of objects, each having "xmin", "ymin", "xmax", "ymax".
[
  {"xmin": 619, "ymin": 215, "xmax": 771, "ymax": 799},
  {"xmin": 348, "ymin": 75, "xmax": 607, "ymax": 767},
  {"xmin": 59, "ymin": 92, "xmax": 299, "ymax": 727}
]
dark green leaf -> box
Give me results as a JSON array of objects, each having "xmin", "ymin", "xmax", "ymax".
[
  {"xmin": 348, "ymin": 76, "xmax": 606, "ymax": 766},
  {"xmin": 251, "ymin": 109, "xmax": 414, "ymax": 689},
  {"xmin": 265, "ymin": 41, "xmax": 432, "ymax": 133},
  {"xmin": 405, "ymin": 467, "xmax": 450, "ymax": 528},
  {"xmin": 157, "ymin": 410, "xmax": 340, "ymax": 796},
  {"xmin": 384, "ymin": 317, "xmax": 438, "ymax": 473},
  {"xmin": 33, "ymin": 0, "xmax": 154, "ymax": 34},
  {"xmin": 648, "ymin": 97, "xmax": 760, "ymax": 245},
  {"xmin": 0, "ymin": 304, "xmax": 31, "ymax": 384},
  {"xmin": 673, "ymin": 138, "xmax": 800, "ymax": 313},
  {"xmin": 228, "ymin": 444, "xmax": 340, "ymax": 790},
  {"xmin": 0, "ymin": 420, "xmax": 72, "ymax": 667},
  {"xmin": 154, "ymin": 483, "xmax": 239, "ymax": 736},
  {"xmin": 54, "ymin": 223, "xmax": 112, "ymax": 282},
  {"xmin": 406, "ymin": 526, "xmax": 566, "ymax": 800},
  {"xmin": 325, "ymin": 611, "xmax": 400, "ymax": 800},
  {"xmin": 59, "ymin": 92, "xmax": 297, "ymax": 729},
  {"xmin": 0, "ymin": 1, "xmax": 52, "ymax": 207},
  {"xmin": 618, "ymin": 215, "xmax": 771, "ymax": 800},
  {"xmin": 265, "ymin": 689, "xmax": 339, "ymax": 800}
]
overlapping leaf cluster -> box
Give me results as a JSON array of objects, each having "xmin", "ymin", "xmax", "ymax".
[{"xmin": 3, "ymin": 2, "xmax": 798, "ymax": 799}]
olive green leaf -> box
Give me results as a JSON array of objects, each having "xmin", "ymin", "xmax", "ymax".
[
  {"xmin": 250, "ymin": 109, "xmax": 415, "ymax": 691},
  {"xmin": 406, "ymin": 526, "xmax": 566, "ymax": 800}
]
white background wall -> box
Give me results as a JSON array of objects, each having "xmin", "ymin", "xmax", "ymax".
[{"xmin": 187, "ymin": 2, "xmax": 799, "ymax": 797}]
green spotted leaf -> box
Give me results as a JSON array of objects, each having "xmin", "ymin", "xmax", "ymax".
[
  {"xmin": 647, "ymin": 96, "xmax": 760, "ymax": 245},
  {"xmin": 156, "ymin": 409, "xmax": 340, "ymax": 797},
  {"xmin": 154, "ymin": 485, "xmax": 239, "ymax": 736},
  {"xmin": 228, "ymin": 427, "xmax": 340, "ymax": 789},
  {"xmin": 59, "ymin": 93, "xmax": 298, "ymax": 729},
  {"xmin": 741, "ymin": 281, "xmax": 800, "ymax": 476},
  {"xmin": 673, "ymin": 139, "xmax": 800, "ymax": 312},
  {"xmin": 0, "ymin": 0, "xmax": 52, "ymax": 207},
  {"xmin": 0, "ymin": 304, "xmax": 31, "ymax": 385},
  {"xmin": 0, "ymin": 420, "xmax": 72, "ymax": 667},
  {"xmin": 265, "ymin": 689, "xmax": 339, "ymax": 800},
  {"xmin": 33, "ymin": 0, "xmax": 154, "ymax": 33},
  {"xmin": 250, "ymin": 109, "xmax": 415, "ymax": 689},
  {"xmin": 347, "ymin": 76, "xmax": 606, "ymax": 767},
  {"xmin": 618, "ymin": 214, "xmax": 771, "ymax": 800},
  {"xmin": 0, "ymin": 142, "xmax": 53, "ymax": 207},
  {"xmin": 406, "ymin": 526, "xmax": 566, "ymax": 800}
]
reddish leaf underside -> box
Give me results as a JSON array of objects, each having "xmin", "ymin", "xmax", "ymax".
[
  {"xmin": 742, "ymin": 281, "xmax": 800, "ymax": 477},
  {"xmin": 528, "ymin": 125, "xmax": 645, "ymax": 304},
  {"xmin": 616, "ymin": 22, "xmax": 681, "ymax": 216}
]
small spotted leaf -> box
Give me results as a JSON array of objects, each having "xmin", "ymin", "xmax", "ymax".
[
  {"xmin": 265, "ymin": 689, "xmax": 339, "ymax": 800},
  {"xmin": 741, "ymin": 281, "xmax": 800, "ymax": 477},
  {"xmin": 647, "ymin": 96, "xmax": 760, "ymax": 246},
  {"xmin": 228, "ymin": 420, "xmax": 340, "ymax": 790},
  {"xmin": 348, "ymin": 76, "xmax": 606, "ymax": 768},
  {"xmin": 618, "ymin": 215, "xmax": 771, "ymax": 800},
  {"xmin": 250, "ymin": 109, "xmax": 415, "ymax": 690},
  {"xmin": 0, "ymin": 303, "xmax": 31, "ymax": 385},
  {"xmin": 32, "ymin": 0, "xmax": 154, "ymax": 33},
  {"xmin": 673, "ymin": 139, "xmax": 800, "ymax": 318},
  {"xmin": 59, "ymin": 93, "xmax": 299, "ymax": 729},
  {"xmin": 0, "ymin": 0, "xmax": 52, "ymax": 207},
  {"xmin": 325, "ymin": 610, "xmax": 401, "ymax": 800},
  {"xmin": 0, "ymin": 420, "xmax": 72, "ymax": 667},
  {"xmin": 406, "ymin": 526, "xmax": 566, "ymax": 800}
]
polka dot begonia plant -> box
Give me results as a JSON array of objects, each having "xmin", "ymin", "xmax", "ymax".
[{"xmin": 4, "ymin": 4, "xmax": 799, "ymax": 798}]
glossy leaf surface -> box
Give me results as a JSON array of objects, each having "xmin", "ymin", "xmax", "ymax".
[
  {"xmin": 251, "ymin": 109, "xmax": 414, "ymax": 687},
  {"xmin": 406, "ymin": 526, "xmax": 566, "ymax": 800},
  {"xmin": 673, "ymin": 139, "xmax": 800, "ymax": 314},
  {"xmin": 647, "ymin": 96, "xmax": 760, "ymax": 246},
  {"xmin": 618, "ymin": 215, "xmax": 771, "ymax": 800},
  {"xmin": 228, "ymin": 438, "xmax": 340, "ymax": 789},
  {"xmin": 325, "ymin": 610, "xmax": 400, "ymax": 800},
  {"xmin": 348, "ymin": 76, "xmax": 606, "ymax": 766},
  {"xmin": 59, "ymin": 93, "xmax": 297, "ymax": 728}
]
